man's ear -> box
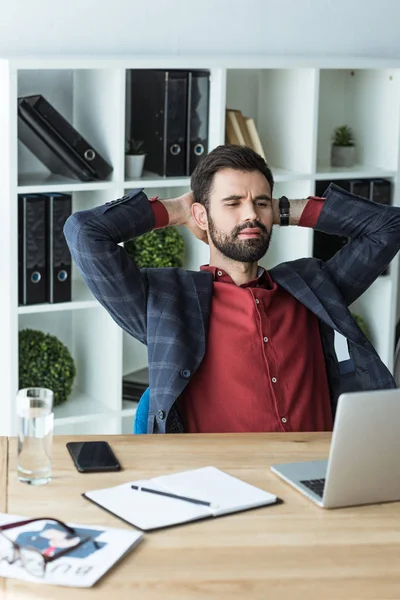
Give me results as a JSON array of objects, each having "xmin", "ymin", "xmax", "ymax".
[{"xmin": 192, "ymin": 202, "xmax": 209, "ymax": 231}]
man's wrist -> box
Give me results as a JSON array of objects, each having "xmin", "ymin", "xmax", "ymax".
[
  {"xmin": 158, "ymin": 195, "xmax": 193, "ymax": 227},
  {"xmin": 289, "ymin": 199, "xmax": 309, "ymax": 226},
  {"xmin": 149, "ymin": 197, "xmax": 169, "ymax": 229},
  {"xmin": 272, "ymin": 198, "xmax": 309, "ymax": 226}
]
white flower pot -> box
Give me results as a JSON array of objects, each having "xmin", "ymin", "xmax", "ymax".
[
  {"xmin": 331, "ymin": 145, "xmax": 356, "ymax": 168},
  {"xmin": 125, "ymin": 154, "xmax": 146, "ymax": 179}
]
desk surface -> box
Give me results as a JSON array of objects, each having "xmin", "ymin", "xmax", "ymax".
[{"xmin": 2, "ymin": 433, "xmax": 400, "ymax": 599}]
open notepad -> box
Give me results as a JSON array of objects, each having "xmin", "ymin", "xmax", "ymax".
[{"xmin": 83, "ymin": 466, "xmax": 279, "ymax": 531}]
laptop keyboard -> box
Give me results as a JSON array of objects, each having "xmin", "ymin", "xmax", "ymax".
[{"xmin": 300, "ymin": 478, "xmax": 326, "ymax": 497}]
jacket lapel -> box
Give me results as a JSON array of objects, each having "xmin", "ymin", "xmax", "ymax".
[
  {"xmin": 190, "ymin": 270, "xmax": 213, "ymax": 345},
  {"xmin": 270, "ymin": 263, "xmax": 366, "ymax": 348}
]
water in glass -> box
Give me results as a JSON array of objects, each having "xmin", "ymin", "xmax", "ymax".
[{"xmin": 17, "ymin": 389, "xmax": 54, "ymax": 485}]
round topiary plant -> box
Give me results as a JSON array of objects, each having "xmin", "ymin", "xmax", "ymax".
[
  {"xmin": 125, "ymin": 227, "xmax": 185, "ymax": 268},
  {"xmin": 19, "ymin": 329, "xmax": 76, "ymax": 407}
]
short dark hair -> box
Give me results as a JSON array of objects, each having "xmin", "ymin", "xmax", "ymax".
[{"xmin": 190, "ymin": 144, "xmax": 274, "ymax": 210}]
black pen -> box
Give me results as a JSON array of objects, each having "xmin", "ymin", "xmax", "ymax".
[{"xmin": 131, "ymin": 484, "xmax": 216, "ymax": 507}]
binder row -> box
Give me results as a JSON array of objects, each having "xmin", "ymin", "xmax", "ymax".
[
  {"xmin": 128, "ymin": 70, "xmax": 210, "ymax": 177},
  {"xmin": 18, "ymin": 193, "xmax": 72, "ymax": 306},
  {"xmin": 313, "ymin": 178, "xmax": 392, "ymax": 268}
]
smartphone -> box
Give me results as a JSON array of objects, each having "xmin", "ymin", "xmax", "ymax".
[{"xmin": 66, "ymin": 441, "xmax": 121, "ymax": 473}]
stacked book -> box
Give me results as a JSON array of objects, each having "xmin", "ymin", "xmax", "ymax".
[
  {"xmin": 122, "ymin": 368, "xmax": 149, "ymax": 403},
  {"xmin": 225, "ymin": 109, "xmax": 267, "ymax": 159}
]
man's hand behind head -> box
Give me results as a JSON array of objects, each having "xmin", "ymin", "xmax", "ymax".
[{"xmin": 160, "ymin": 191, "xmax": 209, "ymax": 245}]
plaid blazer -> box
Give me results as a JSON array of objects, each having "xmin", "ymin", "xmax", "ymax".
[{"xmin": 64, "ymin": 184, "xmax": 400, "ymax": 433}]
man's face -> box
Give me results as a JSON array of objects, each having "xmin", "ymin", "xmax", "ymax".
[{"xmin": 205, "ymin": 168, "xmax": 273, "ymax": 263}]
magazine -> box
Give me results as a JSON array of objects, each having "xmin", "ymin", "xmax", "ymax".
[{"xmin": 0, "ymin": 513, "xmax": 143, "ymax": 587}]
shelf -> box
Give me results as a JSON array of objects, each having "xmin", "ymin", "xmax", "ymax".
[
  {"xmin": 54, "ymin": 390, "xmax": 115, "ymax": 425},
  {"xmin": 315, "ymin": 164, "xmax": 397, "ymax": 181},
  {"xmin": 125, "ymin": 169, "xmax": 312, "ymax": 188},
  {"xmin": 271, "ymin": 168, "xmax": 312, "ymax": 183},
  {"xmin": 18, "ymin": 281, "xmax": 99, "ymax": 314},
  {"xmin": 124, "ymin": 172, "xmax": 190, "ymax": 189},
  {"xmin": 17, "ymin": 172, "xmax": 116, "ymax": 194}
]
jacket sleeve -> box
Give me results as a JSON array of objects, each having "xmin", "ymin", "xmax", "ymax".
[
  {"xmin": 63, "ymin": 188, "xmax": 153, "ymax": 345},
  {"xmin": 315, "ymin": 183, "xmax": 400, "ymax": 306}
]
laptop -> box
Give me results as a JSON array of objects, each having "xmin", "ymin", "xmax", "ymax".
[{"xmin": 270, "ymin": 389, "xmax": 400, "ymax": 508}]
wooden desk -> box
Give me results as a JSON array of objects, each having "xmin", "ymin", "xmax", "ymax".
[{"xmin": 2, "ymin": 433, "xmax": 400, "ymax": 599}]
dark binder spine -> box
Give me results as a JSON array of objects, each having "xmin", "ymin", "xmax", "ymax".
[
  {"xmin": 164, "ymin": 71, "xmax": 188, "ymax": 177},
  {"xmin": 18, "ymin": 99, "xmax": 94, "ymax": 181},
  {"xmin": 35, "ymin": 96, "xmax": 113, "ymax": 181},
  {"xmin": 45, "ymin": 193, "xmax": 72, "ymax": 303},
  {"xmin": 129, "ymin": 69, "xmax": 166, "ymax": 177},
  {"xmin": 186, "ymin": 71, "xmax": 210, "ymax": 175},
  {"xmin": 18, "ymin": 194, "xmax": 47, "ymax": 305},
  {"xmin": 370, "ymin": 179, "xmax": 392, "ymax": 205},
  {"xmin": 162, "ymin": 72, "xmax": 169, "ymax": 177}
]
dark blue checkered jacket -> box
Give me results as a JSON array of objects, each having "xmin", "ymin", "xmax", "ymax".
[{"xmin": 64, "ymin": 184, "xmax": 399, "ymax": 433}]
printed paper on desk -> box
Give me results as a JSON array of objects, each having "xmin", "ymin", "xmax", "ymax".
[{"xmin": 0, "ymin": 513, "xmax": 143, "ymax": 588}]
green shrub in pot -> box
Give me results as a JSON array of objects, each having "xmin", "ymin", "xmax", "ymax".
[
  {"xmin": 125, "ymin": 227, "xmax": 185, "ymax": 268},
  {"xmin": 19, "ymin": 329, "xmax": 76, "ymax": 407}
]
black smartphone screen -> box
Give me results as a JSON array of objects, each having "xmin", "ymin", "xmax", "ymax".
[{"xmin": 66, "ymin": 441, "xmax": 121, "ymax": 472}]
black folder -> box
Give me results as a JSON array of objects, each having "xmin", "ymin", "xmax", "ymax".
[
  {"xmin": 18, "ymin": 194, "xmax": 47, "ymax": 305},
  {"xmin": 129, "ymin": 70, "xmax": 210, "ymax": 177},
  {"xmin": 186, "ymin": 71, "xmax": 210, "ymax": 174},
  {"xmin": 350, "ymin": 179, "xmax": 370, "ymax": 199},
  {"xmin": 313, "ymin": 180, "xmax": 350, "ymax": 262},
  {"xmin": 18, "ymin": 95, "xmax": 113, "ymax": 182},
  {"xmin": 129, "ymin": 70, "xmax": 188, "ymax": 177},
  {"xmin": 313, "ymin": 178, "xmax": 392, "ymax": 274},
  {"xmin": 43, "ymin": 193, "xmax": 72, "ymax": 303},
  {"xmin": 370, "ymin": 179, "xmax": 391, "ymax": 205}
]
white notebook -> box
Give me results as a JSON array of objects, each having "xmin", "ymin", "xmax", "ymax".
[{"xmin": 83, "ymin": 466, "xmax": 279, "ymax": 531}]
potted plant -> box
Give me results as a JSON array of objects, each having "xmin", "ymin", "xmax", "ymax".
[
  {"xmin": 125, "ymin": 139, "xmax": 146, "ymax": 179},
  {"xmin": 331, "ymin": 125, "xmax": 356, "ymax": 168},
  {"xmin": 124, "ymin": 227, "xmax": 185, "ymax": 268},
  {"xmin": 19, "ymin": 329, "xmax": 76, "ymax": 407}
]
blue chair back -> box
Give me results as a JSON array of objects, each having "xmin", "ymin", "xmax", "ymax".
[{"xmin": 133, "ymin": 387, "xmax": 150, "ymax": 434}]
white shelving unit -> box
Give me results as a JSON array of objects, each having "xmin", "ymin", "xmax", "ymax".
[{"xmin": 1, "ymin": 56, "xmax": 400, "ymax": 436}]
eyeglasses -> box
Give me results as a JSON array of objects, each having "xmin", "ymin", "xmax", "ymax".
[{"xmin": 0, "ymin": 517, "xmax": 99, "ymax": 578}]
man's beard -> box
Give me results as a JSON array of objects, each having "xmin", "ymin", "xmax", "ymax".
[{"xmin": 207, "ymin": 214, "xmax": 272, "ymax": 263}]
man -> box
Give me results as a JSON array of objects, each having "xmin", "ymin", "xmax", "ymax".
[{"xmin": 64, "ymin": 145, "xmax": 400, "ymax": 434}]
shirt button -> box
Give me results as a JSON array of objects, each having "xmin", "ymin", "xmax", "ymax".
[
  {"xmin": 264, "ymin": 337, "xmax": 268, "ymax": 343},
  {"xmin": 272, "ymin": 377, "xmax": 277, "ymax": 383},
  {"xmin": 157, "ymin": 410, "xmax": 166, "ymax": 421},
  {"xmin": 217, "ymin": 271, "xmax": 222, "ymax": 276},
  {"xmin": 180, "ymin": 369, "xmax": 191, "ymax": 379},
  {"xmin": 282, "ymin": 417, "xmax": 287, "ymax": 423},
  {"xmin": 255, "ymin": 299, "xmax": 260, "ymax": 304}
]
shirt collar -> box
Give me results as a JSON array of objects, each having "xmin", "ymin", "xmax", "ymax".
[{"xmin": 200, "ymin": 265, "xmax": 274, "ymax": 289}]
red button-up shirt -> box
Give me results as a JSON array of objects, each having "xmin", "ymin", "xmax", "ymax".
[{"xmin": 150, "ymin": 196, "xmax": 333, "ymax": 433}]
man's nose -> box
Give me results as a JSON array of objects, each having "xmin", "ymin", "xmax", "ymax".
[{"xmin": 240, "ymin": 201, "xmax": 257, "ymax": 222}]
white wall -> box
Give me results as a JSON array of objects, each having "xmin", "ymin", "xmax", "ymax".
[{"xmin": 1, "ymin": 0, "xmax": 400, "ymax": 57}]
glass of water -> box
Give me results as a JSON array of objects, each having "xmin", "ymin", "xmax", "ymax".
[{"xmin": 17, "ymin": 388, "xmax": 54, "ymax": 485}]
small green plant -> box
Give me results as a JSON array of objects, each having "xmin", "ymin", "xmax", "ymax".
[
  {"xmin": 19, "ymin": 329, "xmax": 76, "ymax": 407},
  {"xmin": 332, "ymin": 125, "xmax": 355, "ymax": 147},
  {"xmin": 125, "ymin": 228, "xmax": 185, "ymax": 268},
  {"xmin": 126, "ymin": 139, "xmax": 145, "ymax": 155}
]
